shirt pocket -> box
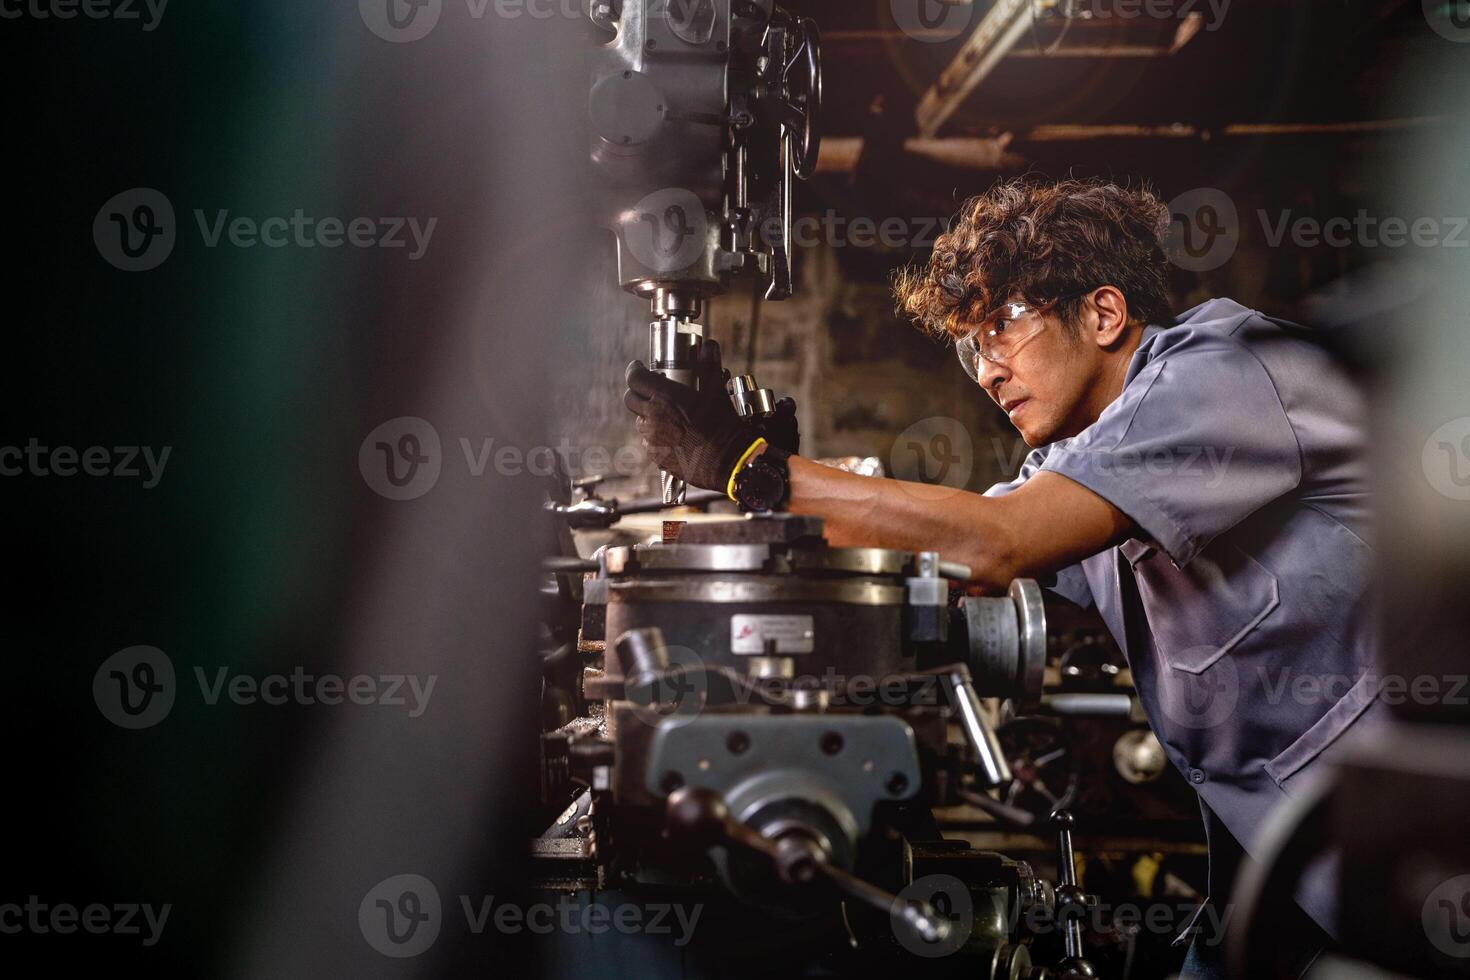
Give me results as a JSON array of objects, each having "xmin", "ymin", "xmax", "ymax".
[
  {"xmin": 1264, "ymin": 671, "xmax": 1382, "ymax": 794},
  {"xmin": 1122, "ymin": 538, "xmax": 1280, "ymax": 674}
]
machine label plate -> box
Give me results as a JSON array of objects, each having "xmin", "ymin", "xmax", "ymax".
[{"xmin": 730, "ymin": 614, "xmax": 815, "ymax": 654}]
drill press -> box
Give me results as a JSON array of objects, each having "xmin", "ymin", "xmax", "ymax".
[{"xmin": 588, "ymin": 0, "xmax": 820, "ymax": 502}]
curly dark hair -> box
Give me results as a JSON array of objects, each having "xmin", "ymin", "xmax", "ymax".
[{"xmin": 893, "ymin": 177, "xmax": 1174, "ymax": 341}]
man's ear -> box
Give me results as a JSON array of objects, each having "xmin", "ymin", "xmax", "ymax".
[{"xmin": 1089, "ymin": 286, "xmax": 1131, "ymax": 349}]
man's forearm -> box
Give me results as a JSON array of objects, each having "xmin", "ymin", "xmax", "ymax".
[
  {"xmin": 782, "ymin": 455, "xmax": 1133, "ymax": 592},
  {"xmin": 784, "ymin": 456, "xmax": 1021, "ymax": 591}
]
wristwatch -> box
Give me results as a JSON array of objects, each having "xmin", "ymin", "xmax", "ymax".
[{"xmin": 732, "ymin": 443, "xmax": 792, "ymax": 513}]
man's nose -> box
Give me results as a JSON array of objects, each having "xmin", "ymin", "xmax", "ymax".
[{"xmin": 978, "ymin": 355, "xmax": 1010, "ymax": 392}]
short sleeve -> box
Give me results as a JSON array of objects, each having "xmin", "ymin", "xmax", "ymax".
[
  {"xmin": 985, "ymin": 447, "xmax": 1095, "ymax": 610},
  {"xmin": 1039, "ymin": 338, "xmax": 1303, "ymax": 567}
]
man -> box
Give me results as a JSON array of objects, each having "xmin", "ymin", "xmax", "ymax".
[{"xmin": 624, "ymin": 178, "xmax": 1381, "ymax": 977}]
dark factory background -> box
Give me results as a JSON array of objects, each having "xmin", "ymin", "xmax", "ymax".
[
  {"xmin": 562, "ymin": 0, "xmax": 1450, "ymax": 495},
  {"xmin": 4, "ymin": 2, "xmax": 1468, "ymax": 980}
]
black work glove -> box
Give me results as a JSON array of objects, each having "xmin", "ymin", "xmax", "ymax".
[
  {"xmin": 763, "ymin": 396, "xmax": 800, "ymax": 455},
  {"xmin": 625, "ymin": 340, "xmax": 761, "ymax": 493}
]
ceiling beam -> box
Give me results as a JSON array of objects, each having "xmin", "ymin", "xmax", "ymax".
[{"xmin": 915, "ymin": 0, "xmax": 1036, "ymax": 139}]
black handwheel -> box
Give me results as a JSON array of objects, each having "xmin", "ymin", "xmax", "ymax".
[{"xmin": 785, "ymin": 17, "xmax": 821, "ymax": 179}]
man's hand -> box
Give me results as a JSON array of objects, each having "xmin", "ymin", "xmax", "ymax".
[
  {"xmin": 763, "ymin": 396, "xmax": 800, "ymax": 455},
  {"xmin": 625, "ymin": 340, "xmax": 766, "ymax": 493}
]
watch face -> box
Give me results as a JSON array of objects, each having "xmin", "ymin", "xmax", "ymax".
[{"xmin": 736, "ymin": 461, "xmax": 784, "ymax": 512}]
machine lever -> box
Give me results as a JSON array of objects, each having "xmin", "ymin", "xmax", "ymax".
[
  {"xmin": 943, "ymin": 667, "xmax": 1013, "ymax": 788},
  {"xmin": 665, "ymin": 786, "xmax": 951, "ymax": 945},
  {"xmin": 1051, "ymin": 809, "xmax": 1098, "ymax": 978}
]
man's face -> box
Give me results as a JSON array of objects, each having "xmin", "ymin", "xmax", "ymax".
[{"xmin": 969, "ymin": 297, "xmax": 1106, "ymax": 447}]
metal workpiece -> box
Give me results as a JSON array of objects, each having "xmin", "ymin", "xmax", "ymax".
[{"xmin": 728, "ymin": 374, "xmax": 775, "ymax": 418}]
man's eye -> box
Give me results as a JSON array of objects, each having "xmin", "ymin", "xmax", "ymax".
[{"xmin": 992, "ymin": 319, "xmax": 1011, "ymax": 334}]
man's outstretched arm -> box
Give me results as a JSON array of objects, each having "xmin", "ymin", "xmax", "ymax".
[
  {"xmin": 623, "ymin": 351, "xmax": 1134, "ymax": 590},
  {"xmin": 785, "ymin": 457, "xmax": 1135, "ymax": 593}
]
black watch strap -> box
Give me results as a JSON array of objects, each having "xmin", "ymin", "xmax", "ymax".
[{"xmin": 733, "ymin": 444, "xmax": 791, "ymax": 513}]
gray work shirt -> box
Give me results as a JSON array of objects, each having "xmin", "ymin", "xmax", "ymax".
[{"xmin": 984, "ymin": 297, "xmax": 1383, "ymax": 936}]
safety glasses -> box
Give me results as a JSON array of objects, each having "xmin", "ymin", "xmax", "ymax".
[{"xmin": 957, "ymin": 292, "xmax": 1086, "ymax": 372}]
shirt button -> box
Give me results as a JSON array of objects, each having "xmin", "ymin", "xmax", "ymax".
[{"xmin": 1188, "ymin": 768, "xmax": 1206, "ymax": 784}]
